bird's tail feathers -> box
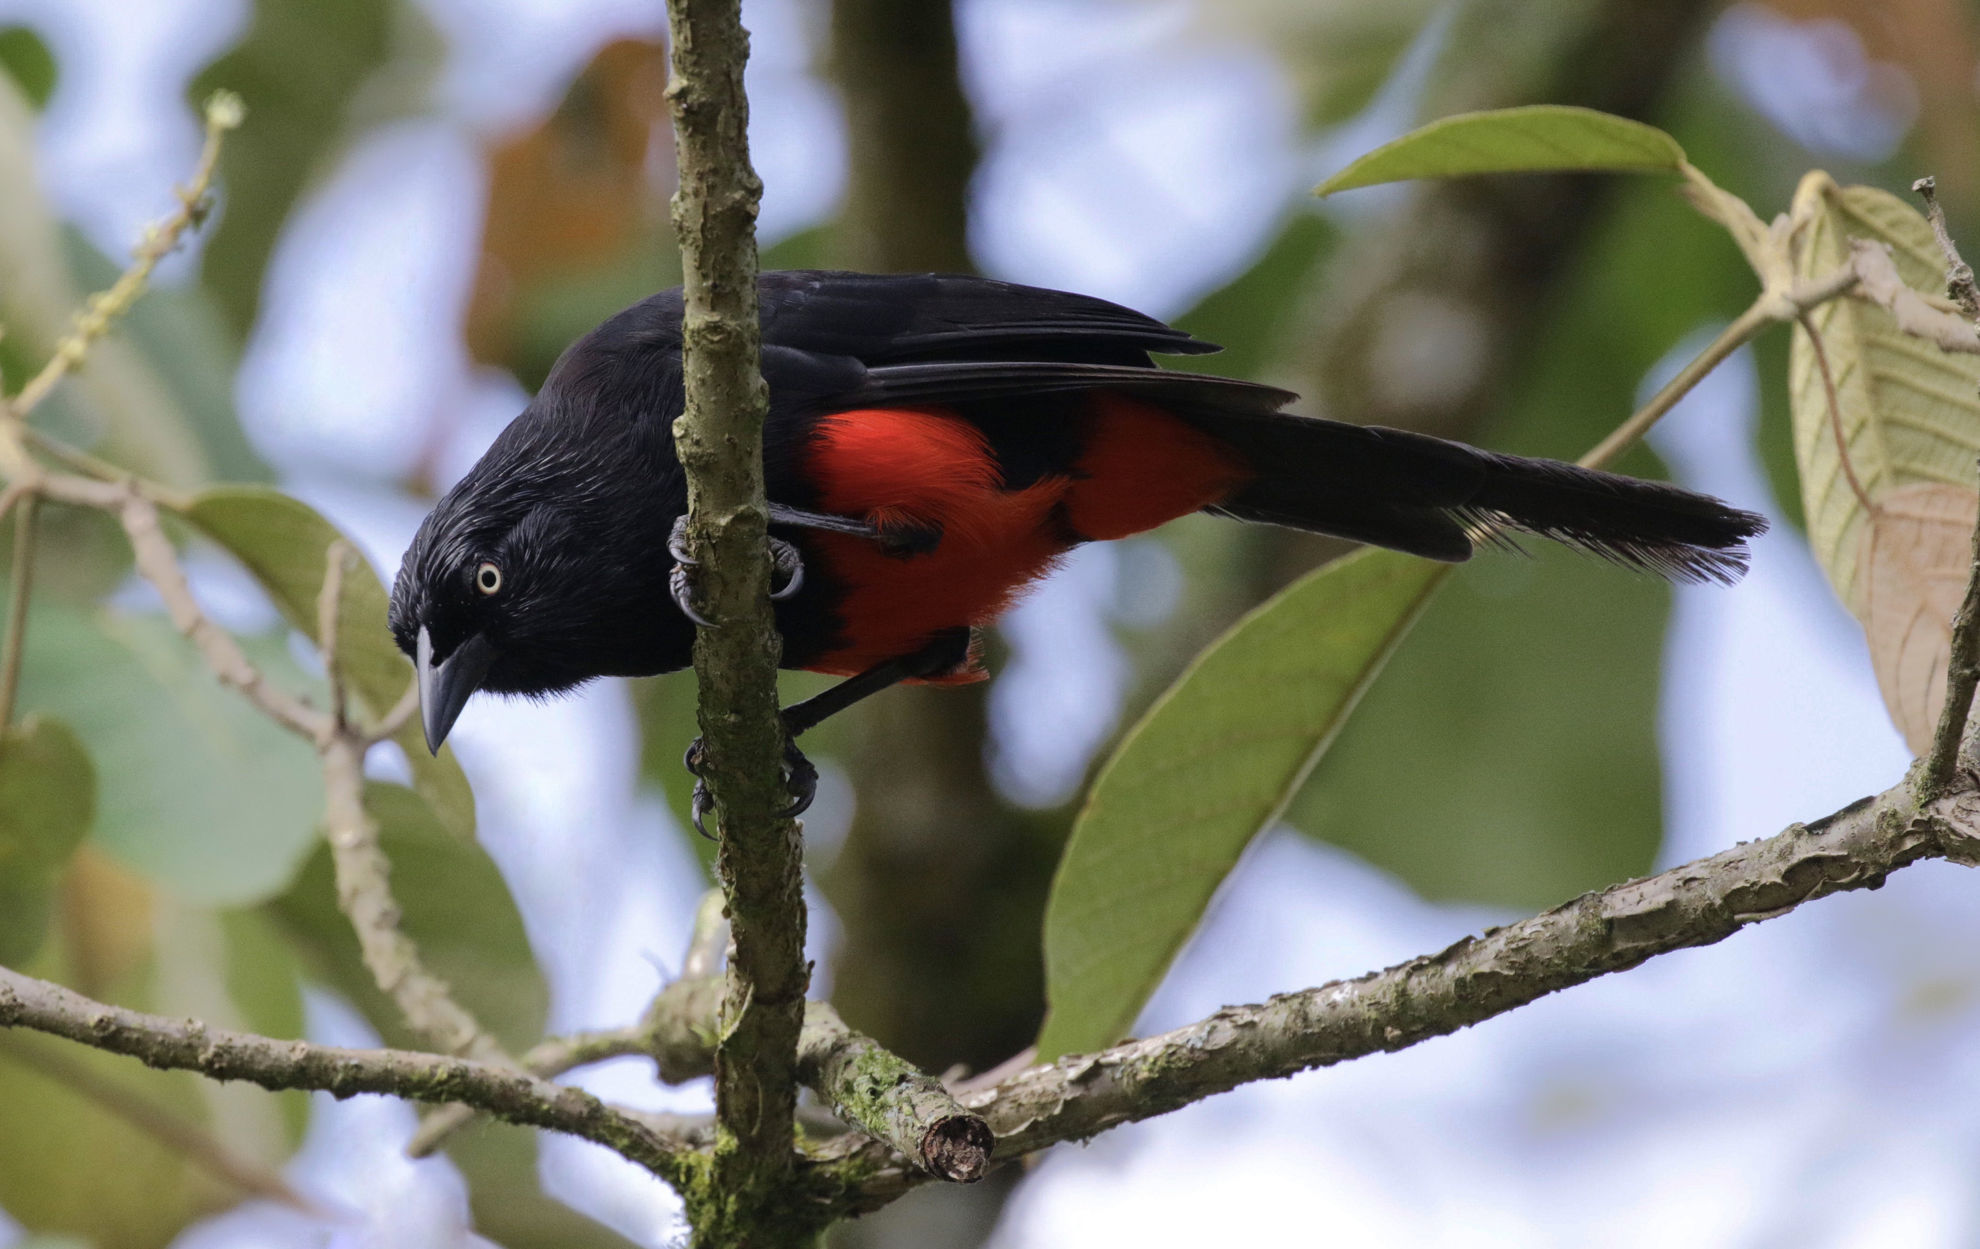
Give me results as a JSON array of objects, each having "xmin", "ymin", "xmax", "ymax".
[{"xmin": 1199, "ymin": 413, "xmax": 1766, "ymax": 585}]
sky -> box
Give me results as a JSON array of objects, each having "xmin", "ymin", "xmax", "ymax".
[{"xmin": 0, "ymin": 0, "xmax": 1972, "ymax": 1246}]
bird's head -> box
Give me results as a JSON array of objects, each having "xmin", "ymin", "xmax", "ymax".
[{"xmin": 389, "ymin": 410, "xmax": 687, "ymax": 754}]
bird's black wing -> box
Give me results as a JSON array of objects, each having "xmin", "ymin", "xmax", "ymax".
[
  {"xmin": 844, "ymin": 359, "xmax": 1297, "ymax": 414},
  {"xmin": 757, "ymin": 270, "xmax": 1218, "ymax": 366}
]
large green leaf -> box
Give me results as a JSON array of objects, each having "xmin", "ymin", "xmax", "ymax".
[
  {"xmin": 187, "ymin": 485, "xmax": 475, "ymax": 839},
  {"xmin": 1036, "ymin": 548, "xmax": 1447, "ymax": 1059},
  {"xmin": 1317, "ymin": 105, "xmax": 1685, "ymax": 196},
  {"xmin": 0, "ymin": 715, "xmax": 94, "ymax": 963},
  {"xmin": 268, "ymin": 781, "xmax": 544, "ymax": 1052},
  {"xmin": 15, "ymin": 606, "xmax": 321, "ymax": 904}
]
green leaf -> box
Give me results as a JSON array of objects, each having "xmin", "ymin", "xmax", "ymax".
[
  {"xmin": 0, "ymin": 715, "xmax": 94, "ymax": 963},
  {"xmin": 268, "ymin": 782, "xmax": 545, "ymax": 1052},
  {"xmin": 0, "ymin": 26, "xmax": 56, "ymax": 112},
  {"xmin": 187, "ymin": 485, "xmax": 475, "ymax": 839},
  {"xmin": 1317, "ymin": 105, "xmax": 1685, "ymax": 196},
  {"xmin": 1036, "ymin": 548, "xmax": 1447, "ymax": 1060},
  {"xmin": 16, "ymin": 606, "xmax": 321, "ymax": 903}
]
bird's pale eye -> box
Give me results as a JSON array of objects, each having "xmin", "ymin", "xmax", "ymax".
[{"xmin": 475, "ymin": 561, "xmax": 503, "ymax": 595}]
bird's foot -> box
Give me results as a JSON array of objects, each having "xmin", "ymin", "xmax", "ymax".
[
  {"xmin": 682, "ymin": 733, "xmax": 818, "ymax": 839},
  {"xmin": 668, "ymin": 515, "xmax": 805, "ymax": 628}
]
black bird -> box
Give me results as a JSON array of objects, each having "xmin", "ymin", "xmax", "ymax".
[{"xmin": 390, "ymin": 270, "xmax": 1764, "ymax": 823}]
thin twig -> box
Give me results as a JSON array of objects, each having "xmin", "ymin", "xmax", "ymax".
[
  {"xmin": 1911, "ymin": 180, "xmax": 1980, "ymax": 794},
  {"xmin": 118, "ymin": 491, "xmax": 329, "ymax": 741},
  {"xmin": 320, "ymin": 732, "xmax": 507, "ymax": 1067},
  {"xmin": 405, "ymin": 1025, "xmax": 650, "ymax": 1157},
  {"xmin": 1579, "ymin": 297, "xmax": 1774, "ymax": 470},
  {"xmin": 0, "ymin": 965, "xmax": 696, "ymax": 1185},
  {"xmin": 1918, "ymin": 457, "xmax": 1980, "ymax": 801},
  {"xmin": 1578, "ymin": 267, "xmax": 1861, "ymax": 472},
  {"xmin": 0, "ymin": 495, "xmax": 38, "ymax": 730},
  {"xmin": 366, "ymin": 678, "xmax": 421, "ymax": 744},
  {"xmin": 1914, "ymin": 176, "xmax": 1980, "ymax": 320},
  {"xmin": 7, "ymin": 93, "xmax": 242, "ymax": 422}
]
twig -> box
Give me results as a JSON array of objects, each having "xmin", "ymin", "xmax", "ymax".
[
  {"xmin": 0, "ymin": 1033, "xmax": 313, "ymax": 1211},
  {"xmin": 118, "ymin": 491, "xmax": 329, "ymax": 742},
  {"xmin": 1578, "ymin": 267, "xmax": 1860, "ymax": 472},
  {"xmin": 406, "ymin": 892, "xmax": 728, "ymax": 1156},
  {"xmin": 366, "ymin": 678, "xmax": 421, "ymax": 744},
  {"xmin": 1914, "ymin": 176, "xmax": 1980, "ymax": 320},
  {"xmin": 1912, "ymin": 180, "xmax": 1980, "ymax": 795},
  {"xmin": 6, "ymin": 93, "xmax": 242, "ymax": 422},
  {"xmin": 1845, "ymin": 239, "xmax": 1980, "ymax": 354},
  {"xmin": 1920, "ymin": 458, "xmax": 1980, "ymax": 802},
  {"xmin": 0, "ymin": 965, "xmax": 696, "ymax": 1185},
  {"xmin": 0, "ymin": 494, "xmax": 38, "ymax": 730},
  {"xmin": 667, "ymin": 0, "xmax": 810, "ymax": 1238},
  {"xmin": 321, "ymin": 729, "xmax": 507, "ymax": 1068},
  {"xmin": 406, "ymin": 1025, "xmax": 652, "ymax": 1157}
]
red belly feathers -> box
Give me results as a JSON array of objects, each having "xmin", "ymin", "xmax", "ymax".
[{"xmin": 802, "ymin": 394, "xmax": 1249, "ymax": 679}]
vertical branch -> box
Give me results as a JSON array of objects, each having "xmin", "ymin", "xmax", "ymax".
[{"xmin": 664, "ymin": 0, "xmax": 810, "ymax": 1242}]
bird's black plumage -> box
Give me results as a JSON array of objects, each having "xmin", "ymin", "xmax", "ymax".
[{"xmin": 390, "ymin": 270, "xmax": 1765, "ymax": 754}]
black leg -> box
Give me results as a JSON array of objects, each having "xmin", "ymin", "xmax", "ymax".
[
  {"xmin": 682, "ymin": 629, "xmax": 973, "ymax": 837},
  {"xmin": 781, "ymin": 629, "xmax": 972, "ymax": 736}
]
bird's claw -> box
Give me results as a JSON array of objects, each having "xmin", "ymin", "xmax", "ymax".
[
  {"xmin": 668, "ymin": 515, "xmax": 715, "ymax": 628},
  {"xmin": 769, "ymin": 536, "xmax": 804, "ymax": 601},
  {"xmin": 667, "ymin": 516, "xmax": 805, "ymax": 626},
  {"xmin": 681, "ymin": 733, "xmax": 817, "ymax": 839}
]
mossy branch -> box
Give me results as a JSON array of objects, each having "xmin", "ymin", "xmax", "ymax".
[{"xmin": 664, "ymin": 1, "xmax": 812, "ymax": 1243}]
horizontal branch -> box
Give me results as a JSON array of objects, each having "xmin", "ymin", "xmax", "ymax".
[
  {"xmin": 0, "ymin": 965, "xmax": 696, "ymax": 1185},
  {"xmin": 820, "ymin": 772, "xmax": 1980, "ymax": 1208}
]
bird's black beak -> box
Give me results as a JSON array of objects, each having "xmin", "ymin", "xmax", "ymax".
[{"xmin": 417, "ymin": 626, "xmax": 497, "ymax": 755}]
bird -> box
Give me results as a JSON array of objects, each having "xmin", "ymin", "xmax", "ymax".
[{"xmin": 389, "ymin": 269, "xmax": 1765, "ymax": 828}]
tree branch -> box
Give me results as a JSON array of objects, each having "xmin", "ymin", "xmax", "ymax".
[
  {"xmin": 821, "ymin": 771, "xmax": 1980, "ymax": 1209},
  {"xmin": 0, "ymin": 965, "xmax": 697, "ymax": 1185},
  {"xmin": 664, "ymin": 0, "xmax": 812, "ymax": 1242}
]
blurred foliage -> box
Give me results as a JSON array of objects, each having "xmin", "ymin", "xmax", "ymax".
[
  {"xmin": 0, "ymin": 26, "xmax": 54, "ymax": 112},
  {"xmin": 0, "ymin": 716, "xmax": 95, "ymax": 965},
  {"xmin": 12, "ymin": 604, "xmax": 322, "ymax": 904},
  {"xmin": 1211, "ymin": 0, "xmax": 1435, "ymax": 126},
  {"xmin": 468, "ymin": 38, "xmax": 677, "ymax": 394},
  {"xmin": 189, "ymin": 0, "xmax": 412, "ymax": 336}
]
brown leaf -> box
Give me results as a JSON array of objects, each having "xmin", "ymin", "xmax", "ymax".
[{"xmin": 1859, "ymin": 481, "xmax": 1978, "ymax": 753}]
